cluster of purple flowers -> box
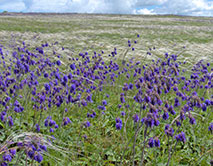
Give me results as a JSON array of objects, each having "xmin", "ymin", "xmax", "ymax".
[
  {"xmin": 148, "ymin": 137, "xmax": 160, "ymax": 147},
  {"xmin": 1, "ymin": 148, "xmax": 16, "ymax": 165},
  {"xmin": 175, "ymin": 132, "xmax": 186, "ymax": 143},
  {"xmin": 44, "ymin": 116, "xmax": 59, "ymax": 132},
  {"xmin": 0, "ymin": 33, "xmax": 212, "ymax": 165},
  {"xmin": 115, "ymin": 117, "xmax": 122, "ymax": 130}
]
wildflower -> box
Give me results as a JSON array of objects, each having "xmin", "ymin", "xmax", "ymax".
[
  {"xmin": 175, "ymin": 132, "xmax": 186, "ymax": 143},
  {"xmin": 9, "ymin": 149, "xmax": 16, "ymax": 156},
  {"xmin": 208, "ymin": 123, "xmax": 213, "ymax": 133},
  {"xmin": 148, "ymin": 137, "xmax": 154, "ymax": 147},
  {"xmin": 8, "ymin": 116, "xmax": 14, "ymax": 126},
  {"xmin": 49, "ymin": 128, "xmax": 54, "ymax": 132},
  {"xmin": 63, "ymin": 117, "xmax": 72, "ymax": 126},
  {"xmin": 102, "ymin": 100, "xmax": 107, "ymax": 106},
  {"xmin": 121, "ymin": 111, "xmax": 126, "ymax": 116},
  {"xmin": 44, "ymin": 72, "xmax": 48, "ymax": 78},
  {"xmin": 144, "ymin": 117, "xmax": 154, "ymax": 128},
  {"xmin": 189, "ymin": 116, "xmax": 196, "ymax": 125},
  {"xmin": 162, "ymin": 111, "xmax": 169, "ymax": 120},
  {"xmin": 84, "ymin": 121, "xmax": 91, "ymax": 128},
  {"xmin": 115, "ymin": 117, "xmax": 122, "ymax": 130},
  {"xmin": 168, "ymin": 106, "xmax": 176, "ymax": 115},
  {"xmin": 70, "ymin": 63, "xmax": 76, "ymax": 70},
  {"xmin": 165, "ymin": 124, "xmax": 174, "ymax": 137},
  {"xmin": 56, "ymin": 60, "xmax": 61, "ymax": 66},
  {"xmin": 180, "ymin": 110, "xmax": 186, "ymax": 120},
  {"xmin": 120, "ymin": 93, "xmax": 125, "ymax": 103},
  {"xmin": 174, "ymin": 98, "xmax": 180, "ymax": 107},
  {"xmin": 34, "ymin": 153, "xmax": 43, "ymax": 163},
  {"xmin": 201, "ymin": 103, "xmax": 207, "ymax": 111},
  {"xmin": 116, "ymin": 123, "xmax": 122, "ymax": 130},
  {"xmin": 133, "ymin": 114, "xmax": 139, "ymax": 123},
  {"xmin": 154, "ymin": 118, "xmax": 160, "ymax": 126},
  {"xmin": 154, "ymin": 138, "xmax": 160, "ymax": 147},
  {"xmin": 35, "ymin": 124, "xmax": 40, "ymax": 132},
  {"xmin": 40, "ymin": 145, "xmax": 47, "ymax": 151},
  {"xmin": 3, "ymin": 154, "xmax": 12, "ymax": 162},
  {"xmin": 176, "ymin": 120, "xmax": 181, "ymax": 127}
]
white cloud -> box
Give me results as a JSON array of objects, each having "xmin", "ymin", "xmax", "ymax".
[
  {"xmin": 134, "ymin": 0, "xmax": 166, "ymax": 7},
  {"xmin": 0, "ymin": 0, "xmax": 212, "ymax": 16},
  {"xmin": 133, "ymin": 8, "xmax": 156, "ymax": 15},
  {"xmin": 0, "ymin": 0, "xmax": 25, "ymax": 12},
  {"xmin": 154, "ymin": 0, "xmax": 213, "ymax": 16}
]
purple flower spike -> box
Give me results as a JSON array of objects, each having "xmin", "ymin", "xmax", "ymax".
[
  {"xmin": 121, "ymin": 111, "xmax": 126, "ymax": 116},
  {"xmin": 154, "ymin": 138, "xmax": 160, "ymax": 147},
  {"xmin": 133, "ymin": 114, "xmax": 139, "ymax": 123},
  {"xmin": 148, "ymin": 137, "xmax": 154, "ymax": 148},
  {"xmin": 116, "ymin": 123, "xmax": 122, "ymax": 130},
  {"xmin": 208, "ymin": 123, "xmax": 213, "ymax": 133}
]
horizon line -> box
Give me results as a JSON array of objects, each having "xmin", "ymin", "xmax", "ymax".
[{"xmin": 0, "ymin": 12, "xmax": 212, "ymax": 18}]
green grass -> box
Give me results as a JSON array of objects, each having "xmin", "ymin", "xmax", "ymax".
[{"xmin": 0, "ymin": 13, "xmax": 212, "ymax": 166}]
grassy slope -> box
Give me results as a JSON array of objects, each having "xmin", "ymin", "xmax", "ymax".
[{"xmin": 0, "ymin": 14, "xmax": 212, "ymax": 165}]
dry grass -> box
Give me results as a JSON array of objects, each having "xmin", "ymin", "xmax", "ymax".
[{"xmin": 0, "ymin": 13, "xmax": 212, "ymax": 62}]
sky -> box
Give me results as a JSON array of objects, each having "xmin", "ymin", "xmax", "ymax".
[{"xmin": 0, "ymin": 0, "xmax": 212, "ymax": 16}]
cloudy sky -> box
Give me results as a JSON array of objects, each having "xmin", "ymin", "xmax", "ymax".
[{"xmin": 0, "ymin": 0, "xmax": 212, "ymax": 16}]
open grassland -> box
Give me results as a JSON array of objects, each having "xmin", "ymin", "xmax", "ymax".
[
  {"xmin": 0, "ymin": 13, "xmax": 213, "ymax": 61},
  {"xmin": 0, "ymin": 13, "xmax": 212, "ymax": 166}
]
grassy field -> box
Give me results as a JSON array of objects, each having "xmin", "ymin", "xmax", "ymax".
[
  {"xmin": 0, "ymin": 13, "xmax": 212, "ymax": 166},
  {"xmin": 0, "ymin": 13, "xmax": 212, "ymax": 60}
]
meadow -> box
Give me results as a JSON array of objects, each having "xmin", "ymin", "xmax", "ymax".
[{"xmin": 0, "ymin": 13, "xmax": 212, "ymax": 166}]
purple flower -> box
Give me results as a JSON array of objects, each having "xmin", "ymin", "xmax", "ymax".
[
  {"xmin": 63, "ymin": 117, "xmax": 72, "ymax": 126},
  {"xmin": 102, "ymin": 100, "xmax": 107, "ymax": 106},
  {"xmin": 201, "ymin": 103, "xmax": 207, "ymax": 111},
  {"xmin": 121, "ymin": 111, "xmax": 126, "ymax": 116},
  {"xmin": 115, "ymin": 117, "xmax": 122, "ymax": 130},
  {"xmin": 154, "ymin": 138, "xmax": 160, "ymax": 147},
  {"xmin": 165, "ymin": 125, "xmax": 174, "ymax": 137},
  {"xmin": 205, "ymin": 99, "xmax": 211, "ymax": 106},
  {"xmin": 176, "ymin": 120, "xmax": 181, "ymax": 127},
  {"xmin": 133, "ymin": 114, "xmax": 139, "ymax": 123},
  {"xmin": 35, "ymin": 124, "xmax": 40, "ymax": 132},
  {"xmin": 154, "ymin": 118, "xmax": 160, "ymax": 126},
  {"xmin": 208, "ymin": 123, "xmax": 213, "ymax": 133},
  {"xmin": 44, "ymin": 119, "xmax": 49, "ymax": 127},
  {"xmin": 162, "ymin": 112, "xmax": 169, "ymax": 120},
  {"xmin": 3, "ymin": 154, "xmax": 12, "ymax": 162},
  {"xmin": 44, "ymin": 83, "xmax": 50, "ymax": 91},
  {"xmin": 174, "ymin": 98, "xmax": 180, "ymax": 107},
  {"xmin": 116, "ymin": 117, "xmax": 122, "ymax": 124},
  {"xmin": 70, "ymin": 63, "xmax": 76, "ymax": 70},
  {"xmin": 120, "ymin": 93, "xmax": 125, "ymax": 103},
  {"xmin": 189, "ymin": 117, "xmax": 196, "ymax": 125},
  {"xmin": 148, "ymin": 137, "xmax": 154, "ymax": 148},
  {"xmin": 145, "ymin": 117, "xmax": 154, "ymax": 128},
  {"xmin": 44, "ymin": 72, "xmax": 49, "ymax": 78},
  {"xmin": 85, "ymin": 121, "xmax": 91, "ymax": 128},
  {"xmin": 180, "ymin": 110, "xmax": 186, "ymax": 120},
  {"xmin": 129, "ymin": 83, "xmax": 133, "ymax": 90},
  {"xmin": 34, "ymin": 153, "xmax": 43, "ymax": 163},
  {"xmin": 56, "ymin": 60, "xmax": 61, "ymax": 66},
  {"xmin": 40, "ymin": 145, "xmax": 47, "ymax": 151},
  {"xmin": 49, "ymin": 128, "xmax": 54, "ymax": 132},
  {"xmin": 168, "ymin": 106, "xmax": 176, "ymax": 115},
  {"xmin": 8, "ymin": 116, "xmax": 14, "ymax": 126},
  {"xmin": 116, "ymin": 123, "xmax": 122, "ymax": 130},
  {"xmin": 9, "ymin": 149, "xmax": 16, "ymax": 156},
  {"xmin": 175, "ymin": 132, "xmax": 186, "ymax": 143}
]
